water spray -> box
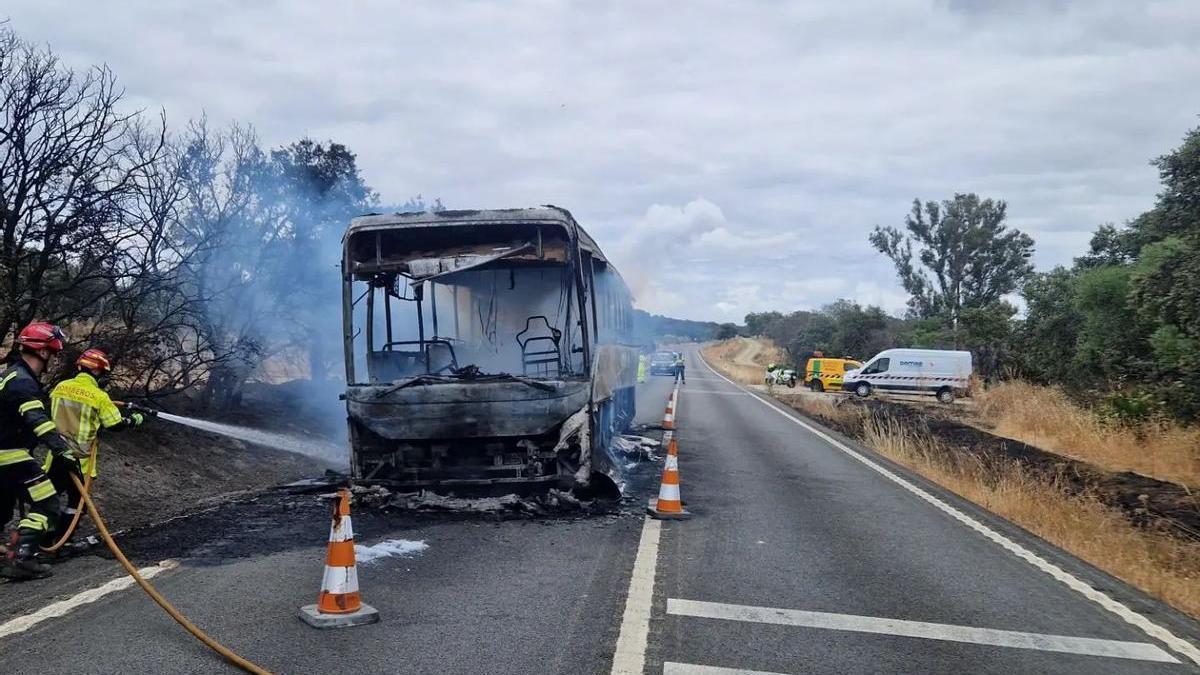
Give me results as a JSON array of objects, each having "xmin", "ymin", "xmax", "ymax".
[{"xmin": 156, "ymin": 412, "xmax": 345, "ymax": 463}]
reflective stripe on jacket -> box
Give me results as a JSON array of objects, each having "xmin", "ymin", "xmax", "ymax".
[
  {"xmin": 0, "ymin": 360, "xmax": 67, "ymax": 456},
  {"xmin": 50, "ymin": 372, "xmax": 123, "ymax": 477}
]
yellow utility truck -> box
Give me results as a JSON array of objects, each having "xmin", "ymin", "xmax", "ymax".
[{"xmin": 804, "ymin": 357, "xmax": 861, "ymax": 392}]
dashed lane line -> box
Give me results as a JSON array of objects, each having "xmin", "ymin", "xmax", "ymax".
[
  {"xmin": 664, "ymin": 663, "xmax": 789, "ymax": 675},
  {"xmin": 0, "ymin": 560, "xmax": 179, "ymax": 639},
  {"xmin": 697, "ymin": 351, "xmax": 1200, "ymax": 666},
  {"xmin": 669, "ymin": 599, "xmax": 1178, "ymax": 663},
  {"xmin": 610, "ymin": 517, "xmax": 663, "ymax": 675}
]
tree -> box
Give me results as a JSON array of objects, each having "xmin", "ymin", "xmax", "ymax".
[
  {"xmin": 823, "ymin": 300, "xmax": 890, "ymax": 359},
  {"xmin": 870, "ymin": 193, "xmax": 1035, "ymax": 346},
  {"xmin": 744, "ymin": 311, "xmax": 783, "ymax": 336},
  {"xmin": 715, "ymin": 323, "xmax": 738, "ymax": 340},
  {"xmin": 264, "ymin": 139, "xmax": 377, "ymax": 382},
  {"xmin": 1072, "ymin": 266, "xmax": 1151, "ymax": 387},
  {"xmin": 1018, "ymin": 268, "xmax": 1082, "ymax": 385},
  {"xmin": 175, "ymin": 119, "xmax": 275, "ymax": 408},
  {"xmin": 0, "ymin": 26, "xmax": 167, "ymax": 343}
]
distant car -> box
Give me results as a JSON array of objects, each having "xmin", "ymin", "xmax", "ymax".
[
  {"xmin": 649, "ymin": 351, "xmax": 677, "ymax": 376},
  {"xmin": 842, "ymin": 348, "xmax": 972, "ymax": 403}
]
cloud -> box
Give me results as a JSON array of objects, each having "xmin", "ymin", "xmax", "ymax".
[{"xmin": 6, "ymin": 0, "xmax": 1200, "ymax": 322}]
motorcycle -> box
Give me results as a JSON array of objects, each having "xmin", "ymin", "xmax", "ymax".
[{"xmin": 764, "ymin": 368, "xmax": 798, "ymax": 388}]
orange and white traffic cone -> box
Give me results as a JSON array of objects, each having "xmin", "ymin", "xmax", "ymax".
[
  {"xmin": 648, "ymin": 433, "xmax": 690, "ymax": 520},
  {"xmin": 663, "ymin": 394, "xmax": 676, "ymax": 430},
  {"xmin": 664, "ymin": 432, "xmax": 679, "ymax": 458},
  {"xmin": 299, "ymin": 488, "xmax": 380, "ymax": 628}
]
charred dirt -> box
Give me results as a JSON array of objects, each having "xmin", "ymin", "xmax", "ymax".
[{"xmin": 777, "ymin": 393, "xmax": 1200, "ymax": 541}]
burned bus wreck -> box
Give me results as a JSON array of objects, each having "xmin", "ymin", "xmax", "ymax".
[{"xmin": 340, "ymin": 207, "xmax": 638, "ymax": 491}]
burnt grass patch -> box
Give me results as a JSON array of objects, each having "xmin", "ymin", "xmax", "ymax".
[{"xmin": 781, "ymin": 395, "xmax": 1200, "ymax": 542}]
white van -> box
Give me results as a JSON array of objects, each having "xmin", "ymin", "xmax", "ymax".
[{"xmin": 841, "ymin": 348, "xmax": 972, "ymax": 403}]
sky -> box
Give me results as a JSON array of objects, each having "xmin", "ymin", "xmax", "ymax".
[{"xmin": 6, "ymin": 1, "xmax": 1200, "ymax": 322}]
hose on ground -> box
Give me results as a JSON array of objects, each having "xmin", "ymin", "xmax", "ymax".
[
  {"xmin": 71, "ymin": 473, "xmax": 273, "ymax": 675},
  {"xmin": 39, "ymin": 441, "xmax": 97, "ymax": 554}
]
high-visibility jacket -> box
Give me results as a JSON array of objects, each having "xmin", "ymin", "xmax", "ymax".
[
  {"xmin": 0, "ymin": 360, "xmax": 69, "ymax": 470},
  {"xmin": 48, "ymin": 372, "xmax": 125, "ymax": 477},
  {"xmin": 637, "ymin": 355, "xmax": 647, "ymax": 383}
]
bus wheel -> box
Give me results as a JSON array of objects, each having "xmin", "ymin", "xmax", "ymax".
[
  {"xmin": 854, "ymin": 382, "xmax": 871, "ymax": 398},
  {"xmin": 937, "ymin": 387, "xmax": 955, "ymax": 404}
]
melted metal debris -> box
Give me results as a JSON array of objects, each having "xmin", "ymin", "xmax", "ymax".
[
  {"xmin": 344, "ymin": 484, "xmax": 619, "ymax": 517},
  {"xmin": 612, "ymin": 435, "xmax": 661, "ymax": 462}
]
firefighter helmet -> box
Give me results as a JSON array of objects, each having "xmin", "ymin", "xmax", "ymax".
[
  {"xmin": 76, "ymin": 348, "xmax": 112, "ymax": 373},
  {"xmin": 16, "ymin": 322, "xmax": 67, "ymax": 353}
]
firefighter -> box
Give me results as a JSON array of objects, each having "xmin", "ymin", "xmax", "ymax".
[
  {"xmin": 0, "ymin": 322, "xmax": 76, "ymax": 580},
  {"xmin": 43, "ymin": 347, "xmax": 148, "ymax": 553}
]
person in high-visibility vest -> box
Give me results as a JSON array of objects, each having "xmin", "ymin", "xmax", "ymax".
[
  {"xmin": 673, "ymin": 353, "xmax": 686, "ymax": 384},
  {"xmin": 0, "ymin": 323, "xmax": 76, "ymax": 580},
  {"xmin": 637, "ymin": 354, "xmax": 647, "ymax": 383},
  {"xmin": 43, "ymin": 347, "xmax": 148, "ymax": 552}
]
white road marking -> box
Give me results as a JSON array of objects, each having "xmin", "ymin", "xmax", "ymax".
[
  {"xmin": 675, "ymin": 390, "xmax": 747, "ymax": 396},
  {"xmin": 611, "ymin": 517, "xmax": 663, "ymax": 675},
  {"xmin": 697, "ymin": 351, "xmax": 1200, "ymax": 665},
  {"xmin": 669, "ymin": 599, "xmax": 1178, "ymax": 663},
  {"xmin": 0, "ymin": 560, "xmax": 179, "ymax": 639},
  {"xmin": 664, "ymin": 663, "xmax": 790, "ymax": 675}
]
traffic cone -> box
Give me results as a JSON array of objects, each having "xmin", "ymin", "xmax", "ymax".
[
  {"xmin": 663, "ymin": 393, "xmax": 675, "ymax": 430},
  {"xmin": 648, "ymin": 436, "xmax": 690, "ymax": 520},
  {"xmin": 299, "ymin": 488, "xmax": 380, "ymax": 628},
  {"xmin": 664, "ymin": 432, "xmax": 679, "ymax": 458}
]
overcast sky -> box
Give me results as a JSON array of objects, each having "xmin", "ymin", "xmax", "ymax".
[{"xmin": 7, "ymin": 1, "xmax": 1200, "ymax": 322}]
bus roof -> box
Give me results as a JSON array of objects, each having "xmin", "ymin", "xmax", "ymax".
[{"xmin": 344, "ymin": 205, "xmax": 610, "ymax": 263}]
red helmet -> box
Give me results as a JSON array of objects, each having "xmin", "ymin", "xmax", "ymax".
[
  {"xmin": 76, "ymin": 348, "xmax": 112, "ymax": 373},
  {"xmin": 16, "ymin": 322, "xmax": 67, "ymax": 353}
]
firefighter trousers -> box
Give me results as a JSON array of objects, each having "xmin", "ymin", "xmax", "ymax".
[{"xmin": 0, "ymin": 450, "xmax": 61, "ymax": 541}]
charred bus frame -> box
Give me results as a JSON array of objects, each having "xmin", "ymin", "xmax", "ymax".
[{"xmin": 340, "ymin": 207, "xmax": 637, "ymax": 490}]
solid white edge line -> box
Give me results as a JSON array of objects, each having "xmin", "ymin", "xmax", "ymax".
[
  {"xmin": 668, "ymin": 599, "xmax": 1177, "ymax": 663},
  {"xmin": 611, "ymin": 517, "xmax": 663, "ymax": 675},
  {"xmin": 696, "ymin": 350, "xmax": 1200, "ymax": 666},
  {"xmin": 0, "ymin": 559, "xmax": 179, "ymax": 639},
  {"xmin": 664, "ymin": 662, "xmax": 790, "ymax": 675}
]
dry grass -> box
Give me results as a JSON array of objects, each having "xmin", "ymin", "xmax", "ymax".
[
  {"xmin": 975, "ymin": 381, "xmax": 1200, "ymax": 488},
  {"xmin": 784, "ymin": 394, "xmax": 1200, "ymax": 619},
  {"xmin": 702, "ymin": 338, "xmax": 784, "ymax": 385}
]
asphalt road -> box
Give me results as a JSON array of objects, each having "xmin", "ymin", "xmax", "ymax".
[{"xmin": 2, "ymin": 349, "xmax": 1199, "ymax": 674}]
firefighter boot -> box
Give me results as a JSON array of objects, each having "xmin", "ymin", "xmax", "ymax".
[{"xmin": 2, "ymin": 532, "xmax": 52, "ymax": 580}]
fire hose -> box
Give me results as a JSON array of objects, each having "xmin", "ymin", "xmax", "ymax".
[
  {"xmin": 40, "ymin": 401, "xmax": 152, "ymax": 554},
  {"xmin": 37, "ymin": 441, "xmax": 94, "ymax": 554},
  {"xmin": 70, "ymin": 473, "xmax": 272, "ymax": 675}
]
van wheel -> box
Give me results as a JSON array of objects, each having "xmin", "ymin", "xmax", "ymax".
[
  {"xmin": 809, "ymin": 380, "xmax": 824, "ymax": 393},
  {"xmin": 854, "ymin": 382, "xmax": 871, "ymax": 398},
  {"xmin": 937, "ymin": 387, "xmax": 955, "ymax": 404}
]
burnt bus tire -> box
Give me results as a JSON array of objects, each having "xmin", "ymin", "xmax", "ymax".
[
  {"xmin": 937, "ymin": 387, "xmax": 955, "ymax": 404},
  {"xmin": 854, "ymin": 382, "xmax": 871, "ymax": 398}
]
